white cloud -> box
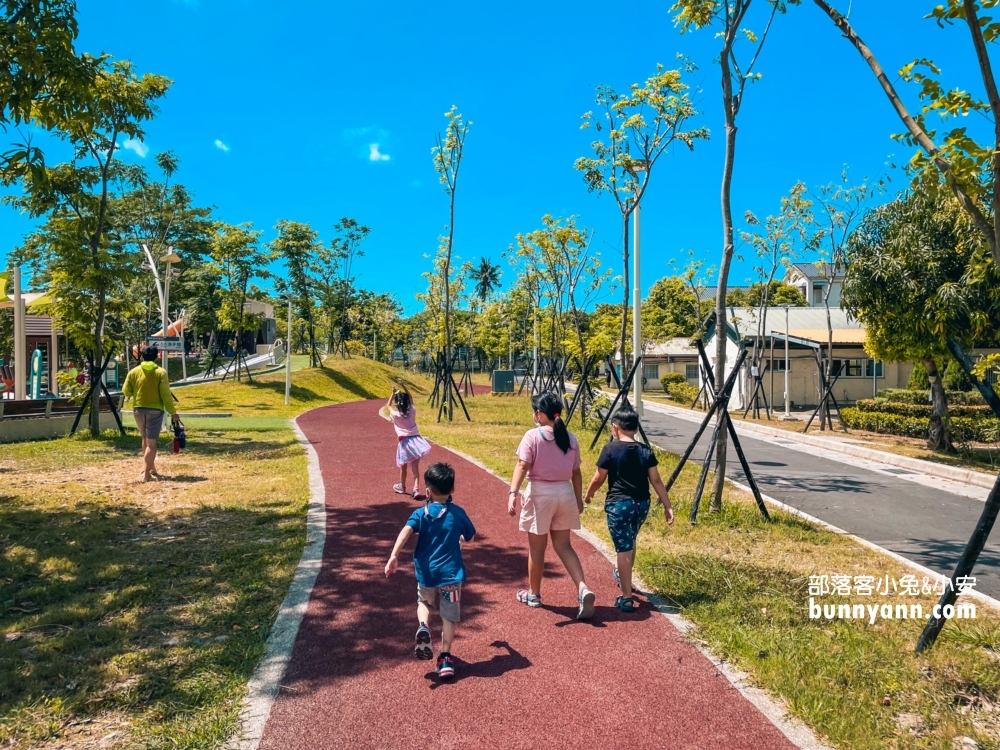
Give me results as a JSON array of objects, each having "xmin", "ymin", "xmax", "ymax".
[
  {"xmin": 122, "ymin": 139, "xmax": 149, "ymax": 158},
  {"xmin": 369, "ymin": 143, "xmax": 390, "ymax": 162},
  {"xmin": 214, "ymin": 139, "xmax": 230, "ymax": 152}
]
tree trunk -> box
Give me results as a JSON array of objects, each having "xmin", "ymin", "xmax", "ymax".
[
  {"xmin": 89, "ymin": 291, "xmax": 106, "ymax": 437},
  {"xmin": 619, "ymin": 214, "xmax": 630, "ymax": 382},
  {"xmin": 924, "ymin": 357, "xmax": 956, "ymax": 453},
  {"xmin": 710, "ymin": 50, "xmax": 739, "ymax": 514}
]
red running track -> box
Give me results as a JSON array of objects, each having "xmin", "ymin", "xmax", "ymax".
[{"xmin": 259, "ymin": 399, "xmax": 799, "ymax": 750}]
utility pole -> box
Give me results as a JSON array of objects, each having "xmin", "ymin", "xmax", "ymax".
[
  {"xmin": 285, "ymin": 296, "xmax": 292, "ymax": 406},
  {"xmin": 632, "ymin": 196, "xmax": 642, "ymax": 416},
  {"xmin": 783, "ymin": 304, "xmax": 791, "ymax": 418},
  {"xmin": 12, "ymin": 267, "xmax": 25, "ymax": 401}
]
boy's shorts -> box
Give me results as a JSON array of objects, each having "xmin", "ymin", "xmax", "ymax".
[
  {"xmin": 417, "ymin": 583, "xmax": 462, "ymax": 623},
  {"xmin": 605, "ymin": 498, "xmax": 651, "ymax": 553}
]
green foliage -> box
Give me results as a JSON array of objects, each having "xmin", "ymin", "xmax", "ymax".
[
  {"xmin": 209, "ymin": 222, "xmax": 268, "ymax": 337},
  {"xmin": 854, "ymin": 398, "xmax": 991, "ymax": 419},
  {"xmin": 726, "ymin": 281, "xmax": 806, "ymax": 308},
  {"xmin": 469, "ymin": 257, "xmax": 502, "ymax": 302},
  {"xmin": 943, "ymin": 357, "xmax": 974, "ymax": 391},
  {"xmin": 0, "ymin": 0, "xmax": 93, "ymax": 127},
  {"xmin": 643, "ymin": 276, "xmax": 704, "ymax": 340},
  {"xmin": 840, "ymin": 407, "xmax": 999, "ymax": 443},
  {"xmin": 661, "ymin": 371, "xmax": 699, "ymax": 402},
  {"xmin": 877, "ymin": 388, "xmax": 986, "ymax": 406},
  {"xmin": 907, "ymin": 362, "xmax": 931, "ymax": 390},
  {"xmin": 843, "ymin": 189, "xmax": 1000, "ymax": 362},
  {"xmin": 56, "ymin": 368, "xmax": 87, "ymax": 404},
  {"xmin": 270, "ymin": 220, "xmax": 325, "ymax": 365}
]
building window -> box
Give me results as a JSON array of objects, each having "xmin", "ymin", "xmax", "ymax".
[
  {"xmin": 685, "ymin": 364, "xmax": 699, "ymax": 380},
  {"xmin": 831, "ymin": 358, "xmax": 873, "ymax": 378},
  {"xmin": 644, "ymin": 364, "xmax": 659, "ymax": 381},
  {"xmin": 864, "ymin": 360, "xmax": 884, "ymax": 377},
  {"xmin": 772, "ymin": 359, "xmax": 791, "ymax": 372},
  {"xmin": 812, "ymin": 284, "xmax": 825, "ymax": 305}
]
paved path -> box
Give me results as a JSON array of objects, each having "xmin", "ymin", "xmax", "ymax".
[
  {"xmin": 638, "ymin": 403, "xmax": 1000, "ymax": 598},
  {"xmin": 257, "ymin": 400, "xmax": 801, "ymax": 749}
]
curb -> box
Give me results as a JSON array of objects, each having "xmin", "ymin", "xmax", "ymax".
[
  {"xmin": 639, "ymin": 398, "xmax": 997, "ymax": 490},
  {"xmin": 228, "ymin": 415, "xmax": 328, "ymax": 750},
  {"xmin": 436, "ymin": 443, "xmax": 832, "ymax": 750}
]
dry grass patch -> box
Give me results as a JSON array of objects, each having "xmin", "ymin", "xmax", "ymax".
[{"xmin": 421, "ymin": 393, "xmax": 1000, "ymax": 750}]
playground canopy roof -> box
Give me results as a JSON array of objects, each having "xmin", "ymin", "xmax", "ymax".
[{"xmin": 0, "ymin": 272, "xmax": 52, "ymax": 312}]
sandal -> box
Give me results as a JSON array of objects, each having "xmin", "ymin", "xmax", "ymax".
[
  {"xmin": 516, "ymin": 589, "xmax": 542, "ymax": 608},
  {"xmin": 577, "ymin": 588, "xmax": 596, "ymax": 620},
  {"xmin": 393, "ymin": 483, "xmax": 408, "ymax": 494},
  {"xmin": 615, "ymin": 596, "xmax": 636, "ymax": 612}
]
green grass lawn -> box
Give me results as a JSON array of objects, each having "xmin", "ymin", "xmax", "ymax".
[
  {"xmin": 420, "ymin": 393, "xmax": 1000, "ymax": 750},
  {"xmin": 0, "ymin": 356, "xmax": 425, "ymax": 749}
]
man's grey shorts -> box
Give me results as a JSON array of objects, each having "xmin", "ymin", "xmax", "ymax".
[
  {"xmin": 133, "ymin": 407, "xmax": 165, "ymax": 439},
  {"xmin": 417, "ymin": 583, "xmax": 462, "ymax": 623}
]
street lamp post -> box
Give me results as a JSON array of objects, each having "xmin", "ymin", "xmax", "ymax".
[
  {"xmin": 630, "ymin": 161, "xmax": 649, "ymax": 416},
  {"xmin": 783, "ymin": 304, "xmax": 791, "ymax": 418},
  {"xmin": 160, "ymin": 250, "xmax": 180, "ymax": 375},
  {"xmin": 285, "ymin": 296, "xmax": 292, "ymax": 406}
]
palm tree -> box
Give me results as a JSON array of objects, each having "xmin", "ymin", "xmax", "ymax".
[{"xmin": 471, "ymin": 257, "xmax": 502, "ymax": 303}]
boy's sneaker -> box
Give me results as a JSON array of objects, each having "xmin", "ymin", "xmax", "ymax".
[
  {"xmin": 436, "ymin": 653, "xmax": 455, "ymax": 679},
  {"xmin": 414, "ymin": 624, "xmax": 432, "ymax": 660}
]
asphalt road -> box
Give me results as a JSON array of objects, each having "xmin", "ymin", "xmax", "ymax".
[{"xmin": 638, "ymin": 404, "xmax": 1000, "ymax": 599}]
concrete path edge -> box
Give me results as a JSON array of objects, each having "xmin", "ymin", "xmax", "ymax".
[
  {"xmin": 227, "ymin": 415, "xmax": 328, "ymax": 750},
  {"xmin": 639, "ymin": 398, "xmax": 998, "ymax": 490}
]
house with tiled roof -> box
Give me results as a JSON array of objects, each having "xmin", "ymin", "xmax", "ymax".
[{"xmin": 784, "ymin": 262, "xmax": 845, "ymax": 307}]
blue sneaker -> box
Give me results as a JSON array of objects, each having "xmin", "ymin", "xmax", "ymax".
[
  {"xmin": 414, "ymin": 624, "xmax": 432, "ymax": 660},
  {"xmin": 436, "ymin": 653, "xmax": 455, "ymax": 679}
]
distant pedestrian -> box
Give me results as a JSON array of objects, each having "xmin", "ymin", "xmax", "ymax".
[
  {"xmin": 385, "ymin": 379, "xmax": 432, "ymax": 498},
  {"xmin": 122, "ymin": 346, "xmax": 179, "ymax": 482},
  {"xmin": 508, "ymin": 391, "xmax": 596, "ymax": 620},
  {"xmin": 385, "ymin": 463, "xmax": 476, "ymax": 680},
  {"xmin": 583, "ymin": 405, "xmax": 674, "ymax": 612}
]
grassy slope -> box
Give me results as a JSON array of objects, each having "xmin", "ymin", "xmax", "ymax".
[
  {"xmin": 0, "ymin": 357, "xmax": 425, "ymax": 750},
  {"xmin": 420, "ymin": 393, "xmax": 1000, "ymax": 750}
]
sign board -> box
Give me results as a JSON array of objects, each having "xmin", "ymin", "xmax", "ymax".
[
  {"xmin": 147, "ymin": 336, "xmax": 183, "ymax": 352},
  {"xmin": 492, "ymin": 370, "xmax": 515, "ymax": 394}
]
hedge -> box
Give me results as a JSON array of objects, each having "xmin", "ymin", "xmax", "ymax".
[
  {"xmin": 840, "ymin": 407, "xmax": 1000, "ymax": 443},
  {"xmin": 660, "ymin": 372, "xmax": 699, "ymax": 403},
  {"xmin": 876, "ymin": 388, "xmax": 986, "ymax": 406},
  {"xmin": 854, "ymin": 398, "xmax": 993, "ymax": 419}
]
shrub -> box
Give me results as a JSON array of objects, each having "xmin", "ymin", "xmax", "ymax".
[
  {"xmin": 876, "ymin": 388, "xmax": 986, "ymax": 406},
  {"xmin": 943, "ymin": 358, "xmax": 975, "ymax": 391},
  {"xmin": 660, "ymin": 372, "xmax": 686, "ymax": 390},
  {"xmin": 854, "ymin": 398, "xmax": 993, "ymax": 418},
  {"xmin": 907, "ymin": 363, "xmax": 930, "ymax": 390},
  {"xmin": 840, "ymin": 407, "xmax": 1000, "ymax": 443},
  {"xmin": 668, "ymin": 382, "xmax": 701, "ymax": 404}
]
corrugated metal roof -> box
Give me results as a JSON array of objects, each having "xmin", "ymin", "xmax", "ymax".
[
  {"xmin": 727, "ymin": 306, "xmax": 861, "ymax": 334},
  {"xmin": 646, "ymin": 337, "xmax": 699, "ymax": 357},
  {"xmin": 787, "ymin": 328, "xmax": 867, "ymax": 344}
]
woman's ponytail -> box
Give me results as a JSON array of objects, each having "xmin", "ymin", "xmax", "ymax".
[
  {"xmin": 552, "ymin": 414, "xmax": 570, "ymax": 454},
  {"xmin": 532, "ymin": 391, "xmax": 571, "ymax": 454}
]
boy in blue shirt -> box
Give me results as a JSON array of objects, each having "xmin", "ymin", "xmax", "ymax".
[{"xmin": 385, "ymin": 462, "xmax": 476, "ymax": 679}]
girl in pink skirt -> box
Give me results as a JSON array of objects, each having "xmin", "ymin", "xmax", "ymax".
[{"xmin": 387, "ymin": 380, "xmax": 432, "ymax": 498}]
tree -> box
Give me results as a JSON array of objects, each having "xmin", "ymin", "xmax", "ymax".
[
  {"xmin": 672, "ymin": 0, "xmax": 798, "ymax": 511},
  {"xmin": 809, "ymin": 171, "xmax": 878, "ymax": 427},
  {"xmin": 209, "ymin": 222, "xmax": 269, "ymax": 377},
  {"xmin": 2, "ymin": 58, "xmax": 170, "ymax": 435},
  {"xmin": 511, "ymin": 215, "xmax": 612, "ymax": 411},
  {"xmin": 321, "ymin": 217, "xmax": 369, "ymax": 358},
  {"xmin": 642, "ymin": 276, "xmax": 703, "ymax": 340},
  {"xmin": 739, "ymin": 182, "xmax": 814, "ymax": 406},
  {"xmin": 726, "ymin": 280, "xmax": 806, "ymax": 308},
  {"xmin": 431, "ymin": 105, "xmax": 471, "ymax": 420},
  {"xmin": 1, "ymin": 0, "xmax": 93, "ymax": 127},
  {"xmin": 271, "ymin": 220, "xmax": 325, "ymax": 367},
  {"xmin": 813, "ymin": 0, "xmax": 1000, "ymax": 265},
  {"xmin": 470, "ymin": 257, "xmax": 502, "ymax": 303},
  {"xmin": 576, "ymin": 64, "xmax": 707, "ymax": 370},
  {"xmin": 842, "ymin": 190, "xmax": 1000, "ymax": 451}
]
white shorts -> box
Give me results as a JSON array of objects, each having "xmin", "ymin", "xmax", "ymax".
[{"xmin": 518, "ymin": 481, "xmax": 581, "ymax": 535}]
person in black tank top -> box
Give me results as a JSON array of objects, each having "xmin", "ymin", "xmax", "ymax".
[{"xmin": 583, "ymin": 406, "xmax": 674, "ymax": 612}]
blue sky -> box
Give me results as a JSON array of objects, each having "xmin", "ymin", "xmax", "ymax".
[{"xmin": 0, "ymin": 0, "xmax": 983, "ymax": 313}]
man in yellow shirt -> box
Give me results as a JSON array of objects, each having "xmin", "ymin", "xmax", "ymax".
[{"xmin": 122, "ymin": 346, "xmax": 179, "ymax": 481}]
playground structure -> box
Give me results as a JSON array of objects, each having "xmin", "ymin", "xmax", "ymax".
[{"xmin": 0, "ymin": 269, "xmax": 62, "ymax": 401}]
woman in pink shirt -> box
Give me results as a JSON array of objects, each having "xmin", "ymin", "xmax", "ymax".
[
  {"xmin": 508, "ymin": 391, "xmax": 596, "ymax": 620},
  {"xmin": 387, "ymin": 380, "xmax": 432, "ymax": 498}
]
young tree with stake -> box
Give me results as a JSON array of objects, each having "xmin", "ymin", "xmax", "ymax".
[
  {"xmin": 576, "ymin": 64, "xmax": 707, "ymax": 374},
  {"xmin": 671, "ymin": 0, "xmax": 798, "ymax": 511}
]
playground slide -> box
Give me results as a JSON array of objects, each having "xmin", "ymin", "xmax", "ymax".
[{"xmin": 132, "ymin": 319, "xmax": 185, "ymax": 359}]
